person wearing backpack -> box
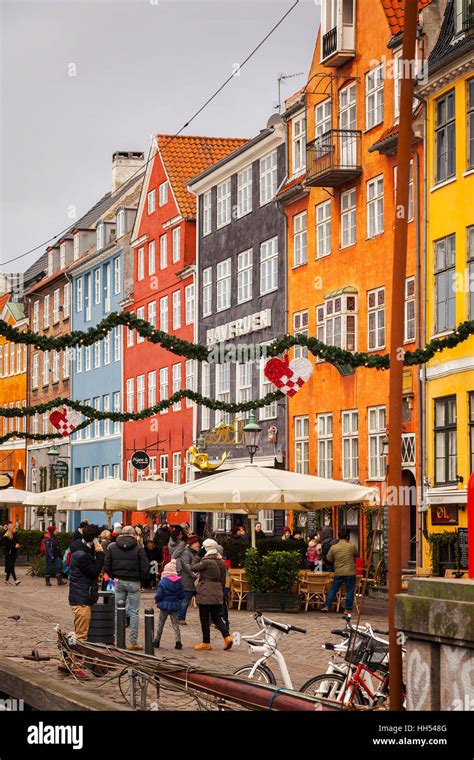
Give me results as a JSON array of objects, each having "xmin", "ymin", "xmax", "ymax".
[{"xmin": 42, "ymin": 526, "xmax": 66, "ymax": 586}]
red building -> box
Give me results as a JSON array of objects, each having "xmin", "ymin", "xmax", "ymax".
[{"xmin": 123, "ymin": 134, "xmax": 246, "ymax": 525}]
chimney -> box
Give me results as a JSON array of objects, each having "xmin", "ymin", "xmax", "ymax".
[{"xmin": 111, "ymin": 151, "xmax": 144, "ymax": 193}]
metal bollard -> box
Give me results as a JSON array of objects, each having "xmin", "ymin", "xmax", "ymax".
[
  {"xmin": 116, "ymin": 600, "xmax": 126, "ymax": 649},
  {"xmin": 144, "ymin": 606, "xmax": 154, "ymax": 655}
]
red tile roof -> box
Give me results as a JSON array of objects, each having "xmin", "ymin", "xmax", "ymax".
[
  {"xmin": 156, "ymin": 134, "xmax": 248, "ymax": 218},
  {"xmin": 275, "ymin": 173, "xmax": 307, "ymax": 200},
  {"xmin": 381, "ymin": 0, "xmax": 434, "ymax": 35},
  {"xmin": 0, "ymin": 293, "xmax": 10, "ymax": 313}
]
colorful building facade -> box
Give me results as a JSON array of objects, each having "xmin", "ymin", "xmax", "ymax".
[
  {"xmin": 279, "ymin": 0, "xmax": 439, "ymax": 567},
  {"xmin": 418, "ymin": 0, "xmax": 474, "ymax": 571},
  {"xmin": 123, "ymin": 134, "xmax": 246, "ymax": 527}
]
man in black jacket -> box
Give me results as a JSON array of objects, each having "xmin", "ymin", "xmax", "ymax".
[
  {"xmin": 104, "ymin": 526, "xmax": 150, "ymax": 651},
  {"xmin": 68, "ymin": 524, "xmax": 104, "ymax": 642}
]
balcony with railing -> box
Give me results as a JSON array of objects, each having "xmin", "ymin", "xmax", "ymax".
[
  {"xmin": 306, "ymin": 129, "xmax": 362, "ymax": 187},
  {"xmin": 320, "ymin": 0, "xmax": 356, "ymax": 66},
  {"xmin": 461, "ymin": 0, "xmax": 474, "ymax": 31}
]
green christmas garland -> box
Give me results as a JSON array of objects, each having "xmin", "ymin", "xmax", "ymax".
[{"xmin": 1, "ymin": 311, "xmax": 473, "ymax": 368}]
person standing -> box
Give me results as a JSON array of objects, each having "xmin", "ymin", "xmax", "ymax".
[
  {"xmin": 68, "ymin": 524, "xmax": 104, "ymax": 639},
  {"xmin": 72, "ymin": 520, "xmax": 89, "ymax": 542},
  {"xmin": 168, "ymin": 525, "xmax": 188, "ymax": 560},
  {"xmin": 143, "ymin": 539, "xmax": 162, "ymax": 590},
  {"xmin": 254, "ymin": 522, "xmax": 266, "ymax": 540},
  {"xmin": 321, "ymin": 528, "xmax": 358, "ymax": 614},
  {"xmin": 43, "ymin": 526, "xmax": 66, "ymax": 586},
  {"xmin": 104, "ymin": 525, "xmax": 150, "ymax": 651},
  {"xmin": 192, "ymin": 539, "xmax": 233, "ymax": 651},
  {"xmin": 321, "ymin": 526, "xmax": 338, "ymax": 571},
  {"xmin": 2, "ymin": 523, "xmax": 21, "ymax": 585},
  {"xmin": 153, "ymin": 559, "xmax": 185, "ymax": 650},
  {"xmin": 175, "ymin": 535, "xmax": 200, "ymax": 624}
]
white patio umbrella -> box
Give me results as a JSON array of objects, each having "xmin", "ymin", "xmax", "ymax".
[
  {"xmin": 104, "ymin": 479, "xmax": 174, "ymax": 511},
  {"xmin": 157, "ymin": 465, "xmax": 378, "ymax": 546},
  {"xmin": 0, "ymin": 487, "xmax": 36, "ymax": 504}
]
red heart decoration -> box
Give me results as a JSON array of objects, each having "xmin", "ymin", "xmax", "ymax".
[
  {"xmin": 264, "ymin": 355, "xmax": 313, "ymax": 397},
  {"xmin": 49, "ymin": 408, "xmax": 78, "ymax": 437}
]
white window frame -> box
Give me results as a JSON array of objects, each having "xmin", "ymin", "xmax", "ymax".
[
  {"xmin": 201, "ymin": 363, "xmax": 211, "ymax": 429},
  {"xmin": 366, "ymin": 63, "xmax": 384, "ymax": 130},
  {"xmin": 32, "ymin": 301, "xmax": 39, "ymax": 332},
  {"xmin": 237, "ymin": 249, "xmax": 253, "ymax": 304},
  {"xmin": 159, "ymin": 368, "xmax": 169, "ymax": 414},
  {"xmin": 203, "ymin": 191, "xmax": 212, "ymax": 235},
  {"xmin": 126, "ymin": 378, "xmax": 135, "ymax": 413},
  {"xmin": 43, "ymin": 294, "xmax": 50, "ymax": 328},
  {"xmin": 116, "ymin": 207, "xmax": 126, "ymax": 238},
  {"xmin": 215, "ymin": 362, "xmax": 231, "ymax": 426},
  {"xmin": 63, "ymin": 283, "xmax": 70, "ymax": 318},
  {"xmin": 341, "ymin": 188, "xmax": 356, "ymax": 248},
  {"xmin": 404, "ymin": 277, "xmax": 416, "ymax": 343},
  {"xmin": 42, "ymin": 350, "xmax": 49, "ymax": 386},
  {"xmin": 293, "ymin": 310, "xmax": 308, "ymax": 359},
  {"xmin": 366, "ymin": 175, "xmax": 384, "ymax": 238},
  {"xmin": 147, "ymin": 189, "xmax": 156, "ymax": 214},
  {"xmin": 172, "ymin": 227, "xmax": 181, "ymax": 263},
  {"xmin": 148, "ymin": 370, "xmax": 157, "ymax": 406},
  {"xmin": 216, "ymin": 258, "xmax": 231, "ymax": 312},
  {"xmin": 160, "ymin": 234, "xmax": 167, "ymax": 270},
  {"xmin": 237, "ymin": 165, "xmax": 252, "ymax": 218},
  {"xmin": 316, "ymin": 200, "xmax": 331, "ymax": 259},
  {"xmin": 137, "ymin": 374, "xmax": 145, "ymax": 412},
  {"xmin": 293, "ymin": 211, "xmax": 307, "ymax": 267},
  {"xmin": 367, "ymin": 286, "xmax": 386, "ymax": 351},
  {"xmin": 136, "ymin": 306, "xmax": 145, "ymax": 343},
  {"xmin": 159, "ymin": 181, "xmax": 168, "ymax": 206},
  {"xmin": 342, "ymin": 410, "xmax": 359, "ymax": 480},
  {"xmin": 368, "ymin": 405, "xmax": 387, "ymax": 479},
  {"xmin": 114, "ymin": 326, "xmax": 121, "ymax": 361},
  {"xmin": 113, "ymin": 392, "xmax": 121, "ymax": 435},
  {"xmin": 216, "ymin": 179, "xmax": 231, "ymax": 228},
  {"xmin": 317, "ymin": 413, "xmax": 333, "ymax": 478},
  {"xmin": 104, "ymin": 332, "xmax": 111, "ymax": 365},
  {"xmin": 137, "ymin": 247, "xmax": 145, "ymax": 281},
  {"xmin": 172, "ymin": 452, "xmax": 181, "ymax": 484},
  {"xmin": 114, "ymin": 257, "xmax": 121, "ymax": 294},
  {"xmin": 148, "ymin": 240, "xmax": 156, "ymax": 276},
  {"xmin": 260, "ymin": 237, "xmax": 278, "ymax": 295},
  {"xmin": 202, "ymin": 267, "xmax": 212, "ymax": 317},
  {"xmin": 185, "ymin": 359, "xmax": 195, "ymax": 408},
  {"xmin": 76, "ymin": 278, "xmax": 83, "ymax": 312},
  {"xmin": 172, "ymin": 290, "xmax": 181, "ymax": 330},
  {"xmin": 160, "ymin": 454, "xmax": 169, "ymax": 481},
  {"xmin": 292, "ymin": 112, "xmax": 306, "ymax": 174},
  {"xmin": 294, "ymin": 415, "xmax": 309, "ymax": 474},
  {"xmin": 160, "ymin": 296, "xmax": 168, "ymax": 332},
  {"xmin": 259, "ymin": 150, "xmax": 277, "ymax": 205},
  {"xmin": 172, "ymin": 363, "xmax": 181, "ymax": 410},
  {"xmin": 316, "ymin": 293, "xmax": 357, "ymax": 352},
  {"xmin": 148, "ymin": 300, "xmax": 156, "ymax": 328},
  {"xmin": 185, "ymin": 283, "xmax": 194, "ymax": 325},
  {"xmin": 32, "ymin": 353, "xmax": 39, "ymax": 389},
  {"xmin": 94, "ymin": 268, "xmax": 101, "ymax": 305}
]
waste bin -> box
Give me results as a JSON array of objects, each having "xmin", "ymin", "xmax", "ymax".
[{"xmin": 87, "ymin": 591, "xmax": 115, "ymax": 644}]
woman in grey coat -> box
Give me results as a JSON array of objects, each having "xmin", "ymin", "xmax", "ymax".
[{"xmin": 192, "ymin": 539, "xmax": 233, "ymax": 651}]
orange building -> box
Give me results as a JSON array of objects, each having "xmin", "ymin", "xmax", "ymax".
[
  {"xmin": 279, "ymin": 0, "xmax": 437, "ymax": 570},
  {"xmin": 0, "ymin": 292, "xmax": 28, "ymax": 525}
]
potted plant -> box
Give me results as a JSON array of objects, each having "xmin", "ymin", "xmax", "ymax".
[{"xmin": 244, "ymin": 548, "xmax": 302, "ymax": 612}]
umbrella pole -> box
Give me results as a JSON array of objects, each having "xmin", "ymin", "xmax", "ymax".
[
  {"xmin": 106, "ymin": 510, "xmax": 114, "ymax": 530},
  {"xmin": 249, "ymin": 514, "xmax": 256, "ymax": 549}
]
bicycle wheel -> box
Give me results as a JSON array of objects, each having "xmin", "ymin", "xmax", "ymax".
[
  {"xmin": 233, "ymin": 663, "xmax": 276, "ymax": 685},
  {"xmin": 299, "ymin": 673, "xmax": 364, "ymax": 705}
]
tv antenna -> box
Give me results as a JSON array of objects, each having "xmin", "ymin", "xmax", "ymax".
[{"xmin": 275, "ymin": 72, "xmax": 304, "ymax": 113}]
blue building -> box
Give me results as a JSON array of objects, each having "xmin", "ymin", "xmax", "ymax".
[{"xmin": 69, "ymin": 152, "xmax": 144, "ymax": 528}]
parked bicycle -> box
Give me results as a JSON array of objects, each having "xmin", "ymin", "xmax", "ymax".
[{"xmin": 233, "ymin": 612, "xmax": 306, "ymax": 689}]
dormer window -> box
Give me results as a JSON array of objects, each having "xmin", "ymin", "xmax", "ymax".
[
  {"xmin": 60, "ymin": 243, "xmax": 66, "ymax": 269},
  {"xmin": 147, "ymin": 189, "xmax": 156, "ymax": 214},
  {"xmin": 73, "ymin": 234, "xmax": 80, "ymax": 261},
  {"xmin": 96, "ymin": 223, "xmax": 104, "ymax": 251},
  {"xmin": 159, "ymin": 181, "xmax": 169, "ymax": 206},
  {"xmin": 116, "ymin": 207, "xmax": 126, "ymax": 238},
  {"xmin": 47, "ymin": 252, "xmax": 54, "ymax": 276},
  {"xmin": 321, "ymin": 0, "xmax": 356, "ymax": 67}
]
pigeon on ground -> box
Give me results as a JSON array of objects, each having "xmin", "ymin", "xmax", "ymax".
[{"xmin": 8, "ymin": 614, "xmax": 21, "ymax": 621}]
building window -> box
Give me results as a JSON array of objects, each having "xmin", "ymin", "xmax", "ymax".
[
  {"xmin": 52, "ymin": 351, "xmax": 59, "ymax": 383},
  {"xmin": 367, "ymin": 287, "xmax": 385, "ymax": 350},
  {"xmin": 316, "ymin": 200, "xmax": 331, "ymax": 259},
  {"xmin": 93, "ymin": 268, "xmax": 100, "ymax": 305},
  {"xmin": 160, "ymin": 296, "xmax": 168, "ymax": 332},
  {"xmin": 104, "ymin": 262, "xmax": 111, "ymax": 313},
  {"xmin": 160, "ymin": 234, "xmax": 167, "ymax": 270},
  {"xmin": 84, "ymin": 273, "xmax": 92, "ymax": 321},
  {"xmin": 236, "ymin": 361, "xmax": 252, "ymax": 415},
  {"xmin": 103, "ymin": 395, "xmax": 110, "ymax": 436},
  {"xmin": 160, "ymin": 454, "xmax": 169, "ymax": 481},
  {"xmin": 339, "ymin": 83, "xmax": 357, "ymax": 165},
  {"xmin": 63, "ymin": 283, "xmax": 70, "ymax": 318},
  {"xmin": 147, "ymin": 189, "xmax": 156, "ymax": 214},
  {"xmin": 394, "ymin": 162, "xmax": 414, "ymax": 222},
  {"xmin": 404, "ymin": 277, "xmax": 416, "ymax": 342},
  {"xmin": 159, "ymin": 367, "xmax": 168, "ymax": 414},
  {"xmin": 159, "ymin": 181, "xmax": 168, "ymax": 206},
  {"xmin": 216, "ymin": 179, "xmax": 231, "ymax": 228},
  {"xmin": 185, "ymin": 359, "xmax": 195, "ymax": 408},
  {"xmin": 468, "ymin": 79, "xmax": 474, "ymax": 170},
  {"xmin": 216, "ymin": 258, "xmax": 231, "ymax": 311},
  {"xmin": 237, "ymin": 165, "xmax": 252, "ymax": 217},
  {"xmin": 260, "ymin": 237, "xmax": 278, "ymax": 295},
  {"xmin": 114, "ymin": 326, "xmax": 121, "ymax": 361},
  {"xmin": 76, "ymin": 346, "xmax": 83, "ymax": 373},
  {"xmin": 185, "ymin": 283, "xmax": 194, "ymax": 325},
  {"xmin": 317, "ymin": 413, "xmax": 333, "ymax": 478},
  {"xmin": 135, "ymin": 307, "xmax": 145, "ymax": 344},
  {"xmin": 341, "ymin": 188, "xmax": 356, "ymax": 248},
  {"xmin": 260, "ymin": 150, "xmax": 277, "ymax": 205},
  {"xmin": 292, "ymin": 112, "xmax": 306, "ymax": 174},
  {"xmin": 367, "ymin": 175, "xmax": 384, "ymax": 238},
  {"xmin": 203, "ymin": 191, "xmax": 212, "ymax": 235},
  {"xmin": 76, "ymin": 278, "xmax": 83, "ymax": 312},
  {"xmin": 172, "ymin": 227, "xmax": 181, "ymax": 263},
  {"xmin": 126, "ymin": 378, "xmax": 135, "ymax": 413},
  {"xmin": 43, "ymin": 294, "xmax": 50, "ymax": 328},
  {"xmin": 434, "ymin": 234, "xmax": 456, "ymax": 333},
  {"xmin": 468, "ymin": 227, "xmax": 474, "ymax": 318},
  {"xmin": 215, "ymin": 363, "xmax": 231, "ymax": 426},
  {"xmin": 32, "ymin": 301, "xmax": 39, "ymax": 332},
  {"xmin": 63, "ymin": 348, "xmax": 70, "ymax": 379},
  {"xmin": 42, "ymin": 350, "xmax": 49, "ymax": 386},
  {"xmin": 137, "ymin": 247, "xmax": 145, "ymax": 280},
  {"xmin": 93, "ymin": 398, "xmax": 100, "ymax": 438},
  {"xmin": 147, "ymin": 240, "xmax": 156, "ymax": 276},
  {"xmin": 434, "ymin": 396, "xmax": 457, "ymax": 485},
  {"xmin": 114, "ymin": 257, "xmax": 121, "ymax": 294},
  {"xmin": 293, "ymin": 211, "xmax": 307, "ymax": 267},
  {"xmin": 342, "ymin": 410, "xmax": 358, "ymax": 480},
  {"xmin": 127, "ymin": 315, "xmax": 134, "ymax": 347},
  {"xmin": 32, "ymin": 353, "xmax": 39, "ymax": 389},
  {"xmin": 113, "ymin": 393, "xmax": 121, "ymax": 435},
  {"xmin": 237, "ymin": 249, "xmax": 253, "ymax": 304},
  {"xmin": 148, "ymin": 370, "xmax": 156, "ymax": 406},
  {"xmin": 172, "ymin": 452, "xmax": 181, "ymax": 484},
  {"xmin": 85, "ymin": 345, "xmax": 91, "ymax": 371},
  {"xmin": 137, "ymin": 374, "xmax": 145, "ymax": 412},
  {"xmin": 294, "ymin": 415, "xmax": 309, "ymax": 474},
  {"xmin": 201, "ymin": 363, "xmax": 211, "ymax": 429},
  {"xmin": 202, "ymin": 267, "xmax": 212, "ymax": 317},
  {"xmin": 366, "ymin": 63, "xmax": 384, "ymax": 130},
  {"xmin": 116, "ymin": 207, "xmax": 126, "ymax": 238},
  {"xmin": 73, "ymin": 234, "xmax": 80, "ymax": 261},
  {"xmin": 293, "ymin": 310, "xmax": 308, "ymax": 358},
  {"xmin": 96, "ymin": 223, "xmax": 104, "ymax": 251},
  {"xmin": 94, "ymin": 341, "xmax": 101, "ymax": 368},
  {"xmin": 259, "ymin": 352, "xmax": 278, "ymax": 420},
  {"xmin": 317, "ymin": 293, "xmax": 357, "ymax": 351},
  {"xmin": 172, "ymin": 290, "xmax": 181, "ymax": 329},
  {"xmin": 315, "ymin": 97, "xmax": 332, "ymax": 147},
  {"xmin": 172, "ymin": 363, "xmax": 181, "ymax": 410},
  {"xmin": 402, "ymin": 432, "xmax": 416, "ymax": 466},
  {"xmin": 368, "ymin": 405, "xmax": 386, "ymax": 479},
  {"xmin": 435, "ymin": 90, "xmax": 456, "ymax": 183},
  {"xmin": 113, "ymin": 463, "xmax": 120, "ymax": 479}
]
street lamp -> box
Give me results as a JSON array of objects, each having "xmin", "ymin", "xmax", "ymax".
[
  {"xmin": 47, "ymin": 444, "xmax": 59, "ymax": 457},
  {"xmin": 243, "ymin": 411, "xmax": 262, "ymax": 464}
]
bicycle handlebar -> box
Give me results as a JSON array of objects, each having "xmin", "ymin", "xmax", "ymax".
[
  {"xmin": 331, "ymin": 629, "xmax": 348, "ymax": 637},
  {"xmin": 290, "ymin": 625, "xmax": 307, "ymax": 634},
  {"xmin": 372, "ymin": 627, "xmax": 389, "ymax": 635}
]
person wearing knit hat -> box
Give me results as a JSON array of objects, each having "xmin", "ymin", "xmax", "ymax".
[
  {"xmin": 43, "ymin": 525, "xmax": 66, "ymax": 587},
  {"xmin": 153, "ymin": 560, "xmax": 185, "ymax": 650},
  {"xmin": 175, "ymin": 535, "xmax": 201, "ymax": 625},
  {"xmin": 192, "ymin": 539, "xmax": 233, "ymax": 652}
]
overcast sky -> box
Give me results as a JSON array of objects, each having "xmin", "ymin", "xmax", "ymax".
[{"xmin": 0, "ymin": 0, "xmax": 320, "ymax": 274}]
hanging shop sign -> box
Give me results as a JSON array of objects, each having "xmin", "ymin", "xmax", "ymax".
[
  {"xmin": 131, "ymin": 450, "xmax": 150, "ymax": 470},
  {"xmin": 52, "ymin": 461, "xmax": 69, "ymax": 479},
  {"xmin": 431, "ymin": 505, "xmax": 459, "ymax": 526},
  {"xmin": 0, "ymin": 474, "xmax": 13, "ymax": 489}
]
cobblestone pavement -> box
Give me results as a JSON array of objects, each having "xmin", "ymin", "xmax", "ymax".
[{"xmin": 0, "ymin": 568, "xmax": 389, "ymax": 710}]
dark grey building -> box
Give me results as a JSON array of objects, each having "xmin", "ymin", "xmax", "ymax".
[{"xmin": 188, "ymin": 116, "xmax": 288, "ymax": 537}]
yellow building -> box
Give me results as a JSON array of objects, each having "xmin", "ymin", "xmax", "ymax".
[{"xmin": 418, "ymin": 0, "xmax": 474, "ymax": 573}]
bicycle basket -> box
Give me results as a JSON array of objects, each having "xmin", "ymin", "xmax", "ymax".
[
  {"xmin": 344, "ymin": 629, "xmax": 370, "ymax": 664},
  {"xmin": 365, "ymin": 638, "xmax": 389, "ymax": 669}
]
